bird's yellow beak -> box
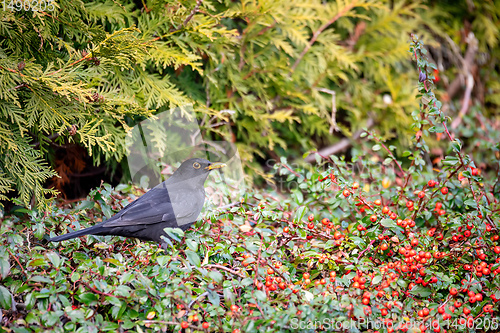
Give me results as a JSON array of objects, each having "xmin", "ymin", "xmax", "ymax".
[{"xmin": 206, "ymin": 162, "xmax": 226, "ymax": 170}]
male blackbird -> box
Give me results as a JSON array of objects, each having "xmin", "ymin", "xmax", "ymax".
[{"xmin": 49, "ymin": 158, "xmax": 225, "ymax": 249}]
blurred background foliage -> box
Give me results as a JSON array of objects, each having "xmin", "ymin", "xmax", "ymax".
[{"xmin": 0, "ymin": 0, "xmax": 499, "ymax": 210}]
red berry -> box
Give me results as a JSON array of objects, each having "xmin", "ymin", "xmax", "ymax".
[
  {"xmin": 428, "ymin": 180, "xmax": 436, "ymax": 187},
  {"xmin": 307, "ymin": 222, "xmax": 314, "ymax": 229},
  {"xmin": 202, "ymin": 322, "xmax": 210, "ymax": 329},
  {"xmin": 181, "ymin": 321, "xmax": 189, "ymax": 329},
  {"xmin": 308, "ymin": 214, "xmax": 314, "ymax": 221},
  {"xmin": 343, "ymin": 189, "xmax": 350, "ymax": 197},
  {"xmin": 441, "ymin": 187, "xmax": 448, "ymax": 194},
  {"xmin": 418, "ymin": 191, "xmax": 425, "ymax": 199},
  {"xmin": 370, "ymin": 215, "xmax": 377, "ymax": 223}
]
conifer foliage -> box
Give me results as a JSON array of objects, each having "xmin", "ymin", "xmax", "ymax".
[
  {"xmin": 0, "ymin": 0, "xmax": 421, "ymax": 209},
  {"xmin": 1, "ymin": 0, "xmax": 499, "ymax": 210}
]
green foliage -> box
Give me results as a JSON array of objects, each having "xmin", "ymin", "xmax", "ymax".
[
  {"xmin": 1, "ymin": 0, "xmax": 500, "ymax": 210},
  {"xmin": 1, "ymin": 0, "xmax": 454, "ymax": 209},
  {"xmin": 1, "ymin": 36, "xmax": 500, "ymax": 332}
]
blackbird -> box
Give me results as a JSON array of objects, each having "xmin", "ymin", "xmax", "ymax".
[{"xmin": 49, "ymin": 158, "xmax": 225, "ymax": 249}]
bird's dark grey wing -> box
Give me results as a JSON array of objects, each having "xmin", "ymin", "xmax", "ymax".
[{"xmin": 103, "ymin": 187, "xmax": 201, "ymax": 227}]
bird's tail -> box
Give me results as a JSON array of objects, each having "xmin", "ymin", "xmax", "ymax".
[{"xmin": 49, "ymin": 224, "xmax": 104, "ymax": 242}]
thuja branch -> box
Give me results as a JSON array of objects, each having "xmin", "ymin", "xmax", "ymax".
[{"xmin": 288, "ymin": 1, "xmax": 357, "ymax": 76}]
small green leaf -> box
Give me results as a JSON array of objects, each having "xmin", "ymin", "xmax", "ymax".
[
  {"xmin": 185, "ymin": 239, "xmax": 198, "ymax": 252},
  {"xmin": 294, "ymin": 206, "xmax": 307, "ymax": 222},
  {"xmin": 372, "ymin": 275, "xmax": 382, "ymax": 285},
  {"xmin": 464, "ymin": 199, "xmax": 476, "ymax": 207},
  {"xmin": 208, "ymin": 270, "xmax": 223, "ymax": 283},
  {"xmin": 383, "ymin": 157, "xmax": 393, "ymax": 165},
  {"xmin": 101, "ymin": 204, "xmax": 112, "ymax": 219},
  {"xmin": 381, "ymin": 218, "xmax": 397, "ymax": 228},
  {"xmin": 165, "ymin": 228, "xmax": 184, "ymax": 242},
  {"xmin": 292, "ymin": 189, "xmax": 303, "ymax": 205},
  {"xmin": 0, "ymin": 259, "xmax": 10, "ymax": 280},
  {"xmin": 223, "ymin": 287, "xmax": 235, "ymax": 305},
  {"xmin": 350, "ymin": 236, "xmax": 366, "ymax": 246},
  {"xmin": 45, "ymin": 251, "xmax": 61, "ymax": 268},
  {"xmin": 77, "ymin": 292, "xmax": 98, "ymax": 305},
  {"xmin": 208, "ymin": 289, "xmax": 220, "ymax": 306},
  {"xmin": 442, "ymin": 156, "xmax": 459, "ymax": 166},
  {"xmin": 75, "ymin": 200, "xmax": 95, "ymax": 211},
  {"xmin": 241, "ymin": 278, "xmax": 253, "ymax": 287},
  {"xmin": 71, "ymin": 272, "xmax": 80, "ymax": 283},
  {"xmin": 324, "ymin": 240, "xmax": 335, "ymax": 249},
  {"xmin": 185, "ymin": 250, "xmax": 200, "ymax": 267},
  {"xmin": 0, "ymin": 286, "xmax": 12, "ymax": 309},
  {"xmin": 254, "ymin": 290, "xmax": 267, "ymax": 301},
  {"xmin": 410, "ymin": 285, "xmax": 432, "ymax": 297}
]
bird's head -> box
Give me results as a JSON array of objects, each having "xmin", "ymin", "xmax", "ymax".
[{"xmin": 166, "ymin": 158, "xmax": 226, "ymax": 187}]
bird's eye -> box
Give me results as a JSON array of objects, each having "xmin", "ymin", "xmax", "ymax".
[{"xmin": 193, "ymin": 162, "xmax": 201, "ymax": 169}]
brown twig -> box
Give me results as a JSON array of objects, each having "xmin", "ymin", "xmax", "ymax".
[
  {"xmin": 203, "ymin": 264, "xmax": 245, "ymax": 278},
  {"xmin": 47, "ymin": 55, "xmax": 91, "ymax": 76},
  {"xmin": 357, "ymin": 238, "xmax": 376, "ymax": 260},
  {"xmin": 304, "ymin": 118, "xmax": 375, "ymax": 163},
  {"xmin": 289, "ymin": 1, "xmax": 356, "ymax": 76},
  {"xmin": 0, "ymin": 65, "xmax": 22, "ymax": 75},
  {"xmin": 183, "ymin": 0, "xmax": 202, "ymax": 26},
  {"xmin": 142, "ymin": 320, "xmax": 203, "ymax": 330},
  {"xmin": 372, "ymin": 135, "xmax": 405, "ymax": 176},
  {"xmin": 81, "ymin": 282, "xmax": 127, "ymax": 299},
  {"xmin": 280, "ymin": 163, "xmax": 302, "ymax": 178},
  {"xmin": 7, "ymin": 249, "xmax": 26, "ymax": 276},
  {"xmin": 451, "ymin": 73, "xmax": 474, "ymax": 129},
  {"xmin": 31, "ymin": 125, "xmax": 77, "ymax": 148}
]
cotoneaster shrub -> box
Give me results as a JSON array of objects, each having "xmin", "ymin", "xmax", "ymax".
[{"xmin": 0, "ymin": 37, "xmax": 499, "ymax": 333}]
